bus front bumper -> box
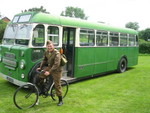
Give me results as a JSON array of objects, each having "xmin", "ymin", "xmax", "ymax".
[{"xmin": 0, "ymin": 72, "xmax": 27, "ymax": 86}]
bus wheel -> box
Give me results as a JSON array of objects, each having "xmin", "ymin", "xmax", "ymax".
[{"xmin": 117, "ymin": 57, "xmax": 127, "ymax": 73}]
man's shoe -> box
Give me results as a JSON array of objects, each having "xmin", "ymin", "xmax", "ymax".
[
  {"xmin": 57, "ymin": 101, "xmax": 63, "ymax": 106},
  {"xmin": 57, "ymin": 96, "xmax": 63, "ymax": 106}
]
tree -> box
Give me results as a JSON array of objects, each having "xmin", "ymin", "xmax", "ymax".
[
  {"xmin": 22, "ymin": 6, "xmax": 50, "ymax": 13},
  {"xmin": 125, "ymin": 22, "xmax": 139, "ymax": 30},
  {"xmin": 0, "ymin": 20, "xmax": 7, "ymax": 43},
  {"xmin": 61, "ymin": 6, "xmax": 88, "ymax": 20},
  {"xmin": 0, "ymin": 12, "xmax": 3, "ymax": 19},
  {"xmin": 139, "ymin": 28, "xmax": 150, "ymax": 41}
]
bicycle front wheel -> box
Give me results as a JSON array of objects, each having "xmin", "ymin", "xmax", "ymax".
[
  {"xmin": 50, "ymin": 79, "xmax": 69, "ymax": 101},
  {"xmin": 13, "ymin": 83, "xmax": 39, "ymax": 109}
]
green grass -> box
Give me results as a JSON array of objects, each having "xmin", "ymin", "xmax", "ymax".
[{"xmin": 0, "ymin": 55, "xmax": 150, "ymax": 113}]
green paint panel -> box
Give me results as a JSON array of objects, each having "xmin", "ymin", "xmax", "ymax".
[
  {"xmin": 0, "ymin": 45, "xmax": 43, "ymax": 83},
  {"xmin": 94, "ymin": 47, "xmax": 108, "ymax": 74},
  {"xmin": 107, "ymin": 47, "xmax": 119, "ymax": 71},
  {"xmin": 74, "ymin": 47, "xmax": 138, "ymax": 78},
  {"xmin": 74, "ymin": 48, "xmax": 95, "ymax": 78}
]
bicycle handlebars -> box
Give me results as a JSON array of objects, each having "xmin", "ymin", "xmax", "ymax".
[{"xmin": 36, "ymin": 70, "xmax": 45, "ymax": 74}]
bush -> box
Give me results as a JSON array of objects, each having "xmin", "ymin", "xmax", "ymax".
[
  {"xmin": 0, "ymin": 20, "xmax": 7, "ymax": 43},
  {"xmin": 139, "ymin": 39, "xmax": 150, "ymax": 54}
]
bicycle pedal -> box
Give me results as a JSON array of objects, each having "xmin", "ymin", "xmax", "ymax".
[
  {"xmin": 36, "ymin": 100, "xmax": 39, "ymax": 105},
  {"xmin": 42, "ymin": 94, "xmax": 48, "ymax": 98}
]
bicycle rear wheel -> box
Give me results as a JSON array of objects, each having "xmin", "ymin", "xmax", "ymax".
[
  {"xmin": 50, "ymin": 79, "xmax": 68, "ymax": 101},
  {"xmin": 13, "ymin": 83, "xmax": 39, "ymax": 109}
]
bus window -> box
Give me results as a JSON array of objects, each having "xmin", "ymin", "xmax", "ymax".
[
  {"xmin": 63, "ymin": 29, "xmax": 67, "ymax": 44},
  {"xmin": 12, "ymin": 16, "xmax": 19, "ymax": 23},
  {"xmin": 3, "ymin": 24, "xmax": 17, "ymax": 45},
  {"xmin": 96, "ymin": 30, "xmax": 108, "ymax": 46},
  {"xmin": 109, "ymin": 32, "xmax": 119, "ymax": 46},
  {"xmin": 129, "ymin": 34, "xmax": 135, "ymax": 46},
  {"xmin": 47, "ymin": 26, "xmax": 59, "ymax": 46},
  {"xmin": 15, "ymin": 24, "xmax": 32, "ymax": 45},
  {"xmin": 120, "ymin": 34, "xmax": 127, "ymax": 46},
  {"xmin": 32, "ymin": 25, "xmax": 45, "ymax": 46},
  {"xmin": 18, "ymin": 14, "xmax": 31, "ymax": 23},
  {"xmin": 80, "ymin": 29, "xmax": 95, "ymax": 46},
  {"xmin": 136, "ymin": 35, "xmax": 139, "ymax": 46}
]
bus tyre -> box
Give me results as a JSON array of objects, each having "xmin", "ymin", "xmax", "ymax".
[{"xmin": 117, "ymin": 57, "xmax": 127, "ymax": 73}]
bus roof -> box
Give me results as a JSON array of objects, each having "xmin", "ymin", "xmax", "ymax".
[{"xmin": 12, "ymin": 12, "xmax": 138, "ymax": 35}]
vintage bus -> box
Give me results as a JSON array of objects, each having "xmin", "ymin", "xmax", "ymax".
[{"xmin": 0, "ymin": 12, "xmax": 138, "ymax": 86}]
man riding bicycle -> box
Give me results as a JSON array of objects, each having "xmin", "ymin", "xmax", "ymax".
[{"xmin": 36, "ymin": 40, "xmax": 63, "ymax": 106}]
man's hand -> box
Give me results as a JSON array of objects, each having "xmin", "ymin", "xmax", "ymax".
[
  {"xmin": 36, "ymin": 68, "xmax": 41, "ymax": 71},
  {"xmin": 44, "ymin": 71, "xmax": 50, "ymax": 76}
]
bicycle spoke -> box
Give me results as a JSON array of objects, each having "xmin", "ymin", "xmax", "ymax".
[
  {"xmin": 13, "ymin": 84, "xmax": 39, "ymax": 109},
  {"xmin": 50, "ymin": 80, "xmax": 68, "ymax": 101}
]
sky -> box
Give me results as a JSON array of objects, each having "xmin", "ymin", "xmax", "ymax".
[{"xmin": 0, "ymin": 0, "xmax": 150, "ymax": 30}]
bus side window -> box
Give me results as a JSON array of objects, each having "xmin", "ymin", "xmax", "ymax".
[
  {"xmin": 80, "ymin": 29, "xmax": 95, "ymax": 46},
  {"xmin": 109, "ymin": 32, "xmax": 119, "ymax": 46},
  {"xmin": 129, "ymin": 34, "xmax": 135, "ymax": 46},
  {"xmin": 96, "ymin": 30, "xmax": 108, "ymax": 46},
  {"xmin": 120, "ymin": 34, "xmax": 127, "ymax": 46},
  {"xmin": 136, "ymin": 35, "xmax": 139, "ymax": 46},
  {"xmin": 32, "ymin": 25, "xmax": 45, "ymax": 46},
  {"xmin": 47, "ymin": 26, "xmax": 59, "ymax": 46}
]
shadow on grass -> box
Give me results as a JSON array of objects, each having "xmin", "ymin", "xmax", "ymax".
[{"xmin": 69, "ymin": 67, "xmax": 136, "ymax": 85}]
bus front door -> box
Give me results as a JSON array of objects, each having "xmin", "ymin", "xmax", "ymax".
[{"xmin": 62, "ymin": 27, "xmax": 75, "ymax": 77}]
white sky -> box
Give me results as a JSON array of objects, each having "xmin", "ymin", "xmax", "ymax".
[{"xmin": 0, "ymin": 0, "xmax": 149, "ymax": 30}]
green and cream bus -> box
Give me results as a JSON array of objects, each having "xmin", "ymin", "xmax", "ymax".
[{"xmin": 0, "ymin": 12, "xmax": 138, "ymax": 86}]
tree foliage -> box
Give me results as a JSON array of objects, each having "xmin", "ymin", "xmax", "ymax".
[
  {"xmin": 61, "ymin": 6, "xmax": 88, "ymax": 20},
  {"xmin": 139, "ymin": 28, "xmax": 150, "ymax": 41},
  {"xmin": 22, "ymin": 6, "xmax": 50, "ymax": 13},
  {"xmin": 138, "ymin": 28, "xmax": 150, "ymax": 53},
  {"xmin": 125, "ymin": 22, "xmax": 139, "ymax": 30},
  {"xmin": 0, "ymin": 20, "xmax": 7, "ymax": 43}
]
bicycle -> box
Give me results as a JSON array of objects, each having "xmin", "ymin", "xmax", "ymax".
[{"xmin": 13, "ymin": 70, "xmax": 69, "ymax": 109}]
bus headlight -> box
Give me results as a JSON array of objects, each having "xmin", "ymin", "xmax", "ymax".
[
  {"xmin": 21, "ymin": 74, "xmax": 25, "ymax": 79},
  {"xmin": 20, "ymin": 60, "xmax": 25, "ymax": 69}
]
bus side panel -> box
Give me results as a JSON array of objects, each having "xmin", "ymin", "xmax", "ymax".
[
  {"xmin": 127, "ymin": 47, "xmax": 139, "ymax": 67},
  {"xmin": 94, "ymin": 47, "xmax": 108, "ymax": 74},
  {"xmin": 134, "ymin": 47, "xmax": 139, "ymax": 65},
  {"xmin": 107, "ymin": 47, "xmax": 119, "ymax": 71},
  {"xmin": 74, "ymin": 47, "xmax": 95, "ymax": 78}
]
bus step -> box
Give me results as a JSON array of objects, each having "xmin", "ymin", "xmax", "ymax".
[{"xmin": 62, "ymin": 76, "xmax": 76, "ymax": 84}]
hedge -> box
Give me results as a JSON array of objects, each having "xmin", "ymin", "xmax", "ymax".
[{"xmin": 139, "ymin": 39, "xmax": 150, "ymax": 54}]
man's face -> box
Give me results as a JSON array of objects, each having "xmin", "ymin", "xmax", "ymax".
[{"xmin": 47, "ymin": 43, "xmax": 54, "ymax": 52}]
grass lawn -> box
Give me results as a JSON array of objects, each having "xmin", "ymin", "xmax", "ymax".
[{"xmin": 0, "ymin": 55, "xmax": 150, "ymax": 113}]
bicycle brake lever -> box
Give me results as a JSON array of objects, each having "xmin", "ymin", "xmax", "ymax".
[{"xmin": 41, "ymin": 70, "xmax": 45, "ymax": 73}]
